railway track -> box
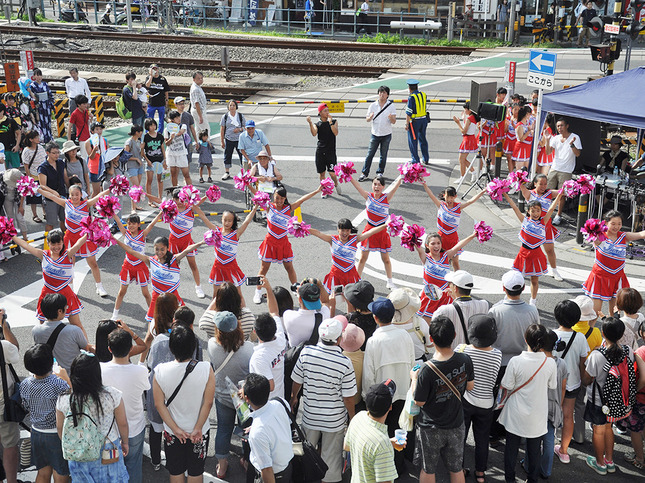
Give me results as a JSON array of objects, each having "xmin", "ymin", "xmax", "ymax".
[
  {"xmin": 5, "ymin": 49, "xmax": 388, "ymax": 77},
  {"xmin": 0, "ymin": 24, "xmax": 476, "ymax": 55}
]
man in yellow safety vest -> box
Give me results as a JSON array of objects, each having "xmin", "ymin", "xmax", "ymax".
[{"xmin": 404, "ymin": 79, "xmax": 429, "ymax": 165}]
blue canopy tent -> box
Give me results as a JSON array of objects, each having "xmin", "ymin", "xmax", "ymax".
[{"xmin": 541, "ymin": 66, "xmax": 645, "ymax": 130}]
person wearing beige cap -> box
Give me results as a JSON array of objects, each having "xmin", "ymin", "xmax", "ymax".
[
  {"xmin": 290, "ymin": 318, "xmax": 357, "ymax": 483},
  {"xmin": 389, "ymin": 287, "xmax": 432, "ymax": 361},
  {"xmin": 2, "ymin": 168, "xmax": 28, "ymax": 242}
]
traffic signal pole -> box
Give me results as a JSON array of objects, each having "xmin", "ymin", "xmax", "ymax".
[{"xmin": 607, "ymin": 0, "xmax": 622, "ymax": 75}]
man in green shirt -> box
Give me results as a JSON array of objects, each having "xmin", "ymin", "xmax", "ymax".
[{"xmin": 344, "ymin": 380, "xmax": 399, "ymax": 483}]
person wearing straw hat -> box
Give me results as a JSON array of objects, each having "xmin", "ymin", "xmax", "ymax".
[
  {"xmin": 389, "ymin": 287, "xmax": 431, "ymax": 361},
  {"xmin": 62, "ymin": 140, "xmax": 90, "ymax": 195},
  {"xmin": 432, "ymin": 270, "xmax": 489, "ymax": 349}
]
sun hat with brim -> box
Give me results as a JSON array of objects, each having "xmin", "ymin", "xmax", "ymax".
[
  {"xmin": 257, "ymin": 149, "xmax": 270, "ymax": 158},
  {"xmin": 344, "ymin": 280, "xmax": 374, "ymax": 312},
  {"xmin": 340, "ymin": 324, "xmax": 365, "ymax": 352},
  {"xmin": 3, "ymin": 168, "xmax": 21, "ymax": 188},
  {"xmin": 61, "ymin": 140, "xmax": 79, "ymax": 154},
  {"xmin": 571, "ymin": 295, "xmax": 597, "ymax": 321},
  {"xmin": 610, "ymin": 135, "xmax": 623, "ymax": 145},
  {"xmin": 467, "ymin": 314, "xmax": 498, "ymax": 348},
  {"xmin": 389, "ymin": 287, "xmax": 421, "ymax": 325}
]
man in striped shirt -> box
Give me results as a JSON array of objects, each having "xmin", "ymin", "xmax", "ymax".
[
  {"xmin": 290, "ymin": 318, "xmax": 357, "ymax": 483},
  {"xmin": 344, "ymin": 380, "xmax": 399, "ymax": 483}
]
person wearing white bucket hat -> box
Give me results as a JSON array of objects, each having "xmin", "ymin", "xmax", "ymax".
[
  {"xmin": 389, "ymin": 287, "xmax": 431, "ymax": 361},
  {"xmin": 432, "ymin": 270, "xmax": 489, "ymax": 349}
]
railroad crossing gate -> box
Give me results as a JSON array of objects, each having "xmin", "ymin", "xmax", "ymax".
[{"xmin": 326, "ymin": 102, "xmax": 345, "ymax": 114}]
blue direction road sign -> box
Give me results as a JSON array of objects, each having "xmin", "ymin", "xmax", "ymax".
[{"xmin": 528, "ymin": 50, "xmax": 557, "ymax": 76}]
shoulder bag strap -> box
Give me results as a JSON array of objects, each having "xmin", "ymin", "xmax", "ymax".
[
  {"xmin": 509, "ymin": 355, "xmax": 548, "ymax": 398},
  {"xmin": 46, "ymin": 323, "xmax": 66, "ymax": 350},
  {"xmin": 165, "ymin": 360, "xmax": 198, "ymax": 407},
  {"xmin": 46, "ymin": 323, "xmax": 66, "ymax": 351},
  {"xmin": 452, "ymin": 301, "xmax": 469, "ymax": 345},
  {"xmin": 560, "ymin": 331, "xmax": 577, "ymax": 360},
  {"xmin": 274, "ymin": 397, "xmax": 306, "ymax": 442},
  {"xmin": 585, "ymin": 327, "xmax": 593, "ymax": 339},
  {"xmin": 372, "ymin": 101, "xmax": 393, "ymax": 122},
  {"xmin": 213, "ymin": 351, "xmax": 235, "ymax": 376},
  {"xmin": 425, "ymin": 360, "xmax": 461, "ymax": 401},
  {"xmin": 306, "ymin": 312, "xmax": 324, "ymax": 346},
  {"xmin": 0, "ymin": 343, "xmax": 10, "ymax": 412},
  {"xmin": 27, "ymin": 145, "xmax": 39, "ymax": 172}
]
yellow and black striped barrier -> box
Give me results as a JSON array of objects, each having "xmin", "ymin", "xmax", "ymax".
[
  {"xmin": 93, "ymin": 95, "xmax": 105, "ymax": 124},
  {"xmin": 54, "ymin": 99, "xmax": 67, "ymax": 138}
]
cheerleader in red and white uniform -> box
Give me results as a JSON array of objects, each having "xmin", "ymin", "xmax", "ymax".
[
  {"xmin": 414, "ymin": 231, "xmax": 477, "ymax": 322},
  {"xmin": 11, "ymin": 230, "xmax": 88, "ymax": 333},
  {"xmin": 253, "ymin": 184, "xmax": 322, "ymax": 304},
  {"xmin": 421, "ymin": 182, "xmax": 484, "ymax": 270},
  {"xmin": 512, "ymin": 105, "xmax": 534, "ymax": 171},
  {"xmin": 348, "ymin": 174, "xmax": 403, "ymax": 290},
  {"xmin": 480, "ymin": 117, "xmax": 498, "ymax": 165},
  {"xmin": 147, "ymin": 189, "xmax": 211, "ymax": 299},
  {"xmin": 112, "ymin": 234, "xmax": 202, "ymax": 322},
  {"xmin": 110, "ymin": 210, "xmax": 163, "ymax": 320},
  {"xmin": 536, "ymin": 114, "xmax": 556, "ymax": 175},
  {"xmin": 309, "ymin": 218, "xmax": 388, "ymax": 315},
  {"xmin": 503, "ymin": 103, "xmax": 520, "ymax": 173},
  {"xmin": 520, "ymin": 174, "xmax": 562, "ymax": 281},
  {"xmin": 503, "ymin": 190, "xmax": 562, "ymax": 306},
  {"xmin": 38, "ymin": 184, "xmax": 110, "ymax": 297},
  {"xmin": 583, "ymin": 210, "xmax": 645, "ymax": 314},
  {"xmin": 453, "ymin": 102, "xmax": 480, "ymax": 181},
  {"xmin": 197, "ymin": 206, "xmax": 259, "ymax": 299}
]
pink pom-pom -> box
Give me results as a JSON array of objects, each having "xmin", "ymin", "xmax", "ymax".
[
  {"xmin": 128, "ymin": 185, "xmax": 145, "ymax": 203},
  {"xmin": 397, "ymin": 162, "xmax": 430, "ymax": 183},
  {"xmin": 333, "ymin": 162, "xmax": 356, "ymax": 184},
  {"xmin": 177, "ymin": 185, "xmax": 201, "ymax": 208},
  {"xmin": 0, "ymin": 216, "xmax": 18, "ymax": 245},
  {"xmin": 474, "ymin": 221, "xmax": 494, "ymax": 243},
  {"xmin": 109, "ymin": 175, "xmax": 130, "ymax": 196},
  {"xmin": 577, "ymin": 174, "xmax": 596, "ymax": 195},
  {"xmin": 507, "ymin": 170, "xmax": 529, "ymax": 190},
  {"xmin": 400, "ymin": 223, "xmax": 425, "ymax": 251},
  {"xmin": 252, "ymin": 191, "xmax": 271, "ymax": 210},
  {"xmin": 16, "ymin": 176, "xmax": 39, "ymax": 197},
  {"xmin": 580, "ymin": 218, "xmax": 608, "ymax": 243},
  {"xmin": 206, "ymin": 185, "xmax": 222, "ymax": 203},
  {"xmin": 234, "ymin": 171, "xmax": 257, "ymax": 191},
  {"xmin": 95, "ymin": 195, "xmax": 121, "ymax": 218},
  {"xmin": 486, "ymin": 178, "xmax": 511, "ymax": 201},
  {"xmin": 387, "ymin": 214, "xmax": 405, "ymax": 237},
  {"xmin": 562, "ymin": 179, "xmax": 580, "ymax": 198},
  {"xmin": 203, "ymin": 229, "xmax": 223, "ymax": 248},
  {"xmin": 320, "ymin": 178, "xmax": 335, "ymax": 196},
  {"xmin": 287, "ymin": 216, "xmax": 311, "ymax": 238},
  {"xmin": 79, "ymin": 216, "xmax": 115, "ymax": 248},
  {"xmin": 160, "ymin": 199, "xmax": 179, "ymax": 223}
]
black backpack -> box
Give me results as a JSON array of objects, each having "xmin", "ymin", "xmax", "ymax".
[{"xmin": 283, "ymin": 312, "xmax": 323, "ymax": 401}]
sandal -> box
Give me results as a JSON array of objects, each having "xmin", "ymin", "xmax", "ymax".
[
  {"xmin": 625, "ymin": 452, "xmax": 645, "ymax": 470},
  {"xmin": 216, "ymin": 462, "xmax": 228, "ymax": 478},
  {"xmin": 475, "ymin": 471, "xmax": 486, "ymax": 482},
  {"xmin": 32, "ymin": 215, "xmax": 43, "ymax": 223}
]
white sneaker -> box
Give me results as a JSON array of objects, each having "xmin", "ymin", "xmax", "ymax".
[
  {"xmin": 96, "ymin": 284, "xmax": 108, "ymax": 298},
  {"xmin": 552, "ymin": 215, "xmax": 562, "ymax": 225},
  {"xmin": 321, "ymin": 193, "xmax": 328, "ymax": 199},
  {"xmin": 195, "ymin": 285, "xmax": 205, "ymax": 299},
  {"xmin": 111, "ymin": 310, "xmax": 119, "ymax": 320},
  {"xmin": 253, "ymin": 290, "xmax": 263, "ymax": 304},
  {"xmin": 529, "ymin": 298, "xmax": 537, "ymax": 306},
  {"xmin": 386, "ymin": 280, "xmax": 398, "ymax": 290},
  {"xmin": 335, "ymin": 183, "xmax": 342, "ymax": 195},
  {"xmin": 551, "ymin": 268, "xmax": 564, "ymax": 282},
  {"xmin": 470, "ymin": 170, "xmax": 476, "ymax": 182}
]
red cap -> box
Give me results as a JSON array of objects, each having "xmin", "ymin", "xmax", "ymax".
[{"xmin": 318, "ymin": 103, "xmax": 328, "ymax": 114}]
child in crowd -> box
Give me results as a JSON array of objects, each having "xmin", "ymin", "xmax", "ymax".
[
  {"xmin": 142, "ymin": 118, "xmax": 166, "ymax": 204},
  {"xmin": 21, "ymin": 344, "xmax": 71, "ymax": 483},
  {"xmin": 552, "ymin": 300, "xmax": 590, "ymax": 465},
  {"xmin": 84, "ymin": 121, "xmax": 108, "ymax": 198},
  {"xmin": 616, "ymin": 287, "xmax": 644, "ymax": 350},
  {"xmin": 197, "ymin": 129, "xmax": 214, "ymax": 183},
  {"xmin": 124, "ymin": 125, "xmax": 145, "ymax": 211}
]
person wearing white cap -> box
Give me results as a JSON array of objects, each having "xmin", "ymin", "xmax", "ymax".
[
  {"xmin": 432, "ymin": 270, "xmax": 489, "ymax": 349},
  {"xmin": 488, "ymin": 270, "xmax": 539, "ymax": 441},
  {"xmin": 290, "ymin": 318, "xmax": 357, "ymax": 483}
]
